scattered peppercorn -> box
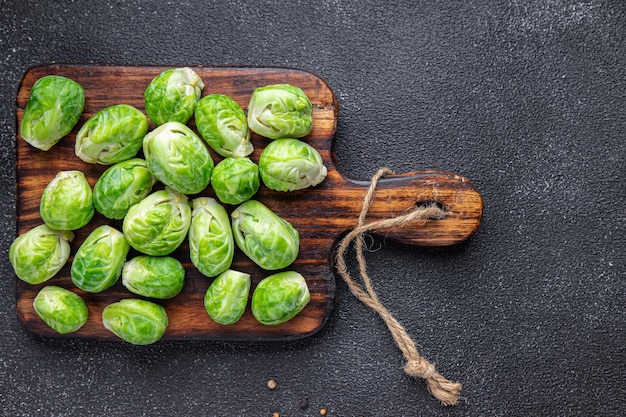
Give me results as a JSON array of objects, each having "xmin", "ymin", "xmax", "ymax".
[
  {"xmin": 267, "ymin": 379, "xmax": 277, "ymax": 390},
  {"xmin": 299, "ymin": 398, "xmax": 309, "ymax": 410},
  {"xmin": 320, "ymin": 408, "xmax": 327, "ymax": 415}
]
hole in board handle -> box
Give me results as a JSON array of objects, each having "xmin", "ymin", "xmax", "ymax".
[{"xmin": 414, "ymin": 201, "xmax": 447, "ymax": 219}]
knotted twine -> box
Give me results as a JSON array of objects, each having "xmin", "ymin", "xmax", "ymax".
[{"xmin": 334, "ymin": 167, "xmax": 462, "ymax": 406}]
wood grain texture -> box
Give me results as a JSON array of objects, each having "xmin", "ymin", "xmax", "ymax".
[{"xmin": 14, "ymin": 64, "xmax": 483, "ymax": 341}]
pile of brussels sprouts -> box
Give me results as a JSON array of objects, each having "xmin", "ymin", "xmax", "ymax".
[{"xmin": 11, "ymin": 68, "xmax": 327, "ymax": 344}]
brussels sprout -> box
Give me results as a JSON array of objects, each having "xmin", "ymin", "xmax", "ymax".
[
  {"xmin": 144, "ymin": 67, "xmax": 204, "ymax": 126},
  {"xmin": 247, "ymin": 84, "xmax": 313, "ymax": 139},
  {"xmin": 9, "ymin": 224, "xmax": 74, "ymax": 285},
  {"xmin": 20, "ymin": 75, "xmax": 85, "ymax": 151},
  {"xmin": 122, "ymin": 256, "xmax": 185, "ymax": 299},
  {"xmin": 210, "ymin": 157, "xmax": 260, "ymax": 205},
  {"xmin": 259, "ymin": 138, "xmax": 327, "ymax": 192},
  {"xmin": 194, "ymin": 94, "xmax": 253, "ymax": 157},
  {"xmin": 102, "ymin": 299, "xmax": 168, "ymax": 345},
  {"xmin": 204, "ymin": 269, "xmax": 251, "ymax": 325},
  {"xmin": 75, "ymin": 104, "xmax": 148, "ymax": 165},
  {"xmin": 189, "ymin": 197, "xmax": 234, "ymax": 277},
  {"xmin": 33, "ymin": 286, "xmax": 88, "ymax": 334},
  {"xmin": 40, "ymin": 170, "xmax": 94, "ymax": 231},
  {"xmin": 123, "ymin": 187, "xmax": 191, "ymax": 256},
  {"xmin": 93, "ymin": 158, "xmax": 156, "ymax": 220},
  {"xmin": 251, "ymin": 271, "xmax": 310, "ymax": 325},
  {"xmin": 143, "ymin": 121, "xmax": 214, "ymax": 195},
  {"xmin": 231, "ymin": 200, "xmax": 299, "ymax": 270},
  {"xmin": 71, "ymin": 225, "xmax": 130, "ymax": 293}
]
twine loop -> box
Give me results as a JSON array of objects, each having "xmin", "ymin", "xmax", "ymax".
[{"xmin": 335, "ymin": 167, "xmax": 462, "ymax": 406}]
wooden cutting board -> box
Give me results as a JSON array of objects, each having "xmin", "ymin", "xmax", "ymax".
[{"xmin": 14, "ymin": 63, "xmax": 483, "ymax": 341}]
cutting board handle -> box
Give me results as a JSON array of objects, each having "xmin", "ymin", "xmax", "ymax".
[{"xmin": 337, "ymin": 169, "xmax": 483, "ymax": 247}]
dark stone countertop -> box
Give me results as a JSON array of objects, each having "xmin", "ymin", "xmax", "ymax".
[{"xmin": 0, "ymin": 1, "xmax": 624, "ymax": 416}]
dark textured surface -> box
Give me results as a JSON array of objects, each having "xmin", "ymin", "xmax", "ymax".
[{"xmin": 1, "ymin": 1, "xmax": 624, "ymax": 416}]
